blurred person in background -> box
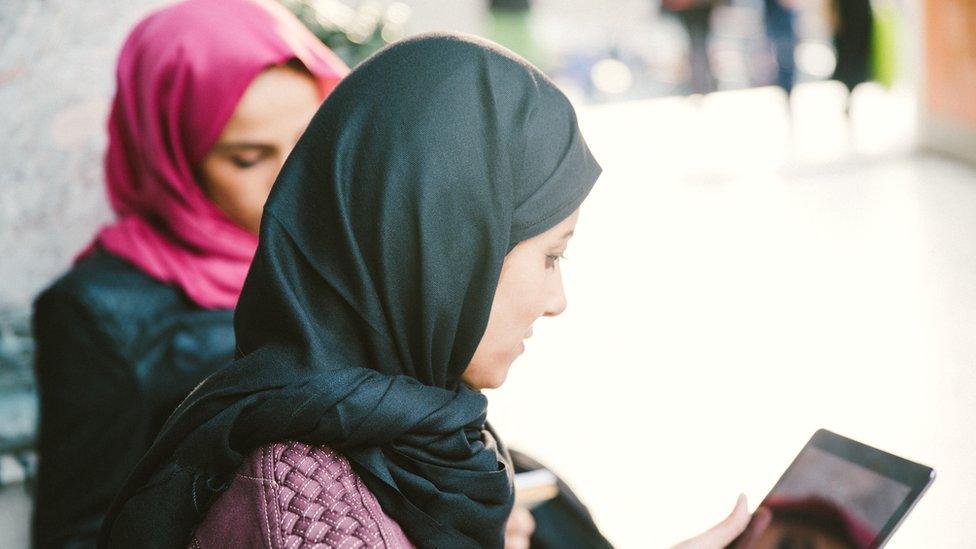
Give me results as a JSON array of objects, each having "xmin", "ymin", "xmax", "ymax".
[
  {"xmin": 99, "ymin": 33, "xmax": 755, "ymax": 549},
  {"xmin": 763, "ymin": 0, "xmax": 798, "ymax": 96},
  {"xmin": 830, "ymin": 0, "xmax": 874, "ymax": 112},
  {"xmin": 486, "ymin": 0, "xmax": 543, "ymax": 66},
  {"xmin": 30, "ymin": 1, "xmax": 348, "ymax": 547},
  {"xmin": 661, "ymin": 0, "xmax": 719, "ymax": 95}
]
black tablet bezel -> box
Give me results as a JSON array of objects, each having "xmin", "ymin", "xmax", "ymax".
[{"xmin": 757, "ymin": 429, "xmax": 935, "ymax": 549}]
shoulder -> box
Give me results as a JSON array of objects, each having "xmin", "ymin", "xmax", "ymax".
[
  {"xmin": 36, "ymin": 249, "xmax": 189, "ymax": 322},
  {"xmin": 33, "ymin": 249, "xmax": 233, "ymax": 357},
  {"xmin": 194, "ymin": 442, "xmax": 413, "ymax": 549}
]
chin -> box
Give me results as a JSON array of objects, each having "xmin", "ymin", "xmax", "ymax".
[
  {"xmin": 482, "ymin": 372, "xmax": 508, "ymax": 390},
  {"xmin": 469, "ymin": 363, "xmax": 513, "ymax": 390},
  {"xmin": 485, "ymin": 361, "xmax": 515, "ymax": 389},
  {"xmin": 462, "ymin": 351, "xmax": 519, "ymax": 390}
]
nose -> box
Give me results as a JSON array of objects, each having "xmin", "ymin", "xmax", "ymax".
[{"xmin": 543, "ymin": 267, "xmax": 567, "ymax": 317}]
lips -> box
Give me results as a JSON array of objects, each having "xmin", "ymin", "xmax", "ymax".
[{"xmin": 517, "ymin": 328, "xmax": 532, "ymax": 355}]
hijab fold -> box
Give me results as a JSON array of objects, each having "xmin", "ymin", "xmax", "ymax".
[
  {"xmin": 88, "ymin": 0, "xmax": 348, "ymax": 309},
  {"xmin": 101, "ymin": 33, "xmax": 601, "ymax": 548}
]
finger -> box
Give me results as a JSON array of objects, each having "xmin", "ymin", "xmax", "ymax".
[
  {"xmin": 705, "ymin": 494, "xmax": 752, "ymax": 545},
  {"xmin": 672, "ymin": 494, "xmax": 751, "ymax": 549},
  {"xmin": 506, "ymin": 507, "xmax": 535, "ymax": 536},
  {"xmin": 734, "ymin": 506, "xmax": 773, "ymax": 548},
  {"xmin": 518, "ymin": 508, "xmax": 535, "ymax": 535},
  {"xmin": 690, "ymin": 494, "xmax": 752, "ymax": 548}
]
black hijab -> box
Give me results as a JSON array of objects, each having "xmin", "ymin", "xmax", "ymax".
[{"xmin": 100, "ymin": 33, "xmax": 601, "ymax": 548}]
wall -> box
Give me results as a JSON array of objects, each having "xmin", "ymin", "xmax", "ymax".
[
  {"xmin": 0, "ymin": 0, "xmax": 167, "ymax": 309},
  {"xmin": 920, "ymin": 0, "xmax": 976, "ymax": 164}
]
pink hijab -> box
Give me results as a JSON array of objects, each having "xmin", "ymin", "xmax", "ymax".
[{"xmin": 88, "ymin": 0, "xmax": 348, "ymax": 309}]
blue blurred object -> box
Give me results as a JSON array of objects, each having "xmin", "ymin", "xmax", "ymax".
[{"xmin": 763, "ymin": 0, "xmax": 797, "ymax": 93}]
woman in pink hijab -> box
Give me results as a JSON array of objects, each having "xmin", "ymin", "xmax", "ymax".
[{"xmin": 30, "ymin": 1, "xmax": 347, "ymax": 547}]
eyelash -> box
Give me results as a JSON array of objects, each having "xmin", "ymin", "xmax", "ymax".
[
  {"xmin": 546, "ymin": 254, "xmax": 565, "ymax": 268},
  {"xmin": 230, "ymin": 156, "xmax": 262, "ymax": 169}
]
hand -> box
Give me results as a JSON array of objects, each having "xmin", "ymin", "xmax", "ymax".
[
  {"xmin": 672, "ymin": 494, "xmax": 752, "ymax": 549},
  {"xmin": 504, "ymin": 506, "xmax": 536, "ymax": 549}
]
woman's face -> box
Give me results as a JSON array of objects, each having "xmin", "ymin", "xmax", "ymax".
[
  {"xmin": 197, "ymin": 63, "xmax": 321, "ymax": 235},
  {"xmin": 462, "ymin": 210, "xmax": 580, "ymax": 390}
]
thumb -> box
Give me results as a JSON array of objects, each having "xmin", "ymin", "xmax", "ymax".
[
  {"xmin": 674, "ymin": 494, "xmax": 751, "ymax": 549},
  {"xmin": 704, "ymin": 494, "xmax": 751, "ymax": 546}
]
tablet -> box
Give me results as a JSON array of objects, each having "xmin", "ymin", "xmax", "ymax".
[{"xmin": 732, "ymin": 429, "xmax": 935, "ymax": 549}]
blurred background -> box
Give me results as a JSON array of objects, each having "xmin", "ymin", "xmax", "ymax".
[{"xmin": 2, "ymin": 0, "xmax": 975, "ymax": 546}]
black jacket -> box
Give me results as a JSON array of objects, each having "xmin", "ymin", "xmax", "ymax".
[{"xmin": 31, "ymin": 249, "xmax": 235, "ymax": 549}]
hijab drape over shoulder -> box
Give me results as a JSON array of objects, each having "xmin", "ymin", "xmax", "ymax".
[
  {"xmin": 88, "ymin": 0, "xmax": 348, "ymax": 309},
  {"xmin": 100, "ymin": 33, "xmax": 601, "ymax": 548}
]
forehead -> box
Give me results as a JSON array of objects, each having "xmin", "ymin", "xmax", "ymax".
[
  {"xmin": 538, "ymin": 210, "xmax": 579, "ymax": 241},
  {"xmin": 219, "ymin": 65, "xmax": 320, "ymax": 140}
]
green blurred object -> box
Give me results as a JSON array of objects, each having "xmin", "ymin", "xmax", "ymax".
[
  {"xmin": 871, "ymin": 1, "xmax": 900, "ymax": 88},
  {"xmin": 279, "ymin": 0, "xmax": 410, "ymax": 67},
  {"xmin": 487, "ymin": 7, "xmax": 542, "ymax": 67}
]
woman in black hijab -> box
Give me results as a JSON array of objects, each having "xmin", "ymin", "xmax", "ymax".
[
  {"xmin": 100, "ymin": 33, "xmax": 752, "ymax": 549},
  {"xmin": 99, "ymin": 33, "xmax": 599, "ymax": 548}
]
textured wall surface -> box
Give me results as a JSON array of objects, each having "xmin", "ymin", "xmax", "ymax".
[{"xmin": 0, "ymin": 0, "xmax": 167, "ymax": 309}]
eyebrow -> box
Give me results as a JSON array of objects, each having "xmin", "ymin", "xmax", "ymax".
[
  {"xmin": 210, "ymin": 142, "xmax": 275, "ymax": 153},
  {"xmin": 560, "ymin": 230, "xmax": 575, "ymax": 240}
]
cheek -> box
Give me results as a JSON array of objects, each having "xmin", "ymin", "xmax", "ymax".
[
  {"xmin": 483, "ymin": 268, "xmax": 546, "ymax": 352},
  {"xmin": 462, "ymin": 255, "xmax": 548, "ymax": 389},
  {"xmin": 245, "ymin": 163, "xmax": 279, "ymax": 202},
  {"xmin": 198, "ymin": 161, "xmax": 276, "ymax": 232},
  {"xmin": 500, "ymin": 267, "xmax": 549, "ymax": 326}
]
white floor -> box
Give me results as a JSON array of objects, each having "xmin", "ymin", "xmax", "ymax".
[{"xmin": 487, "ymin": 82, "xmax": 976, "ymax": 547}]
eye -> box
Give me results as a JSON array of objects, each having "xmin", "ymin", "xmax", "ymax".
[
  {"xmin": 225, "ymin": 147, "xmax": 273, "ymax": 169},
  {"xmin": 230, "ymin": 155, "xmax": 263, "ymax": 169},
  {"xmin": 545, "ymin": 254, "xmax": 565, "ymax": 269}
]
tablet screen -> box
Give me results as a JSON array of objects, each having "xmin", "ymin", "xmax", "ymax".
[{"xmin": 733, "ymin": 430, "xmax": 934, "ymax": 549}]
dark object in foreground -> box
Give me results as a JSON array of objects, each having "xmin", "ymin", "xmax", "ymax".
[{"xmin": 511, "ymin": 449, "xmax": 614, "ymax": 549}]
